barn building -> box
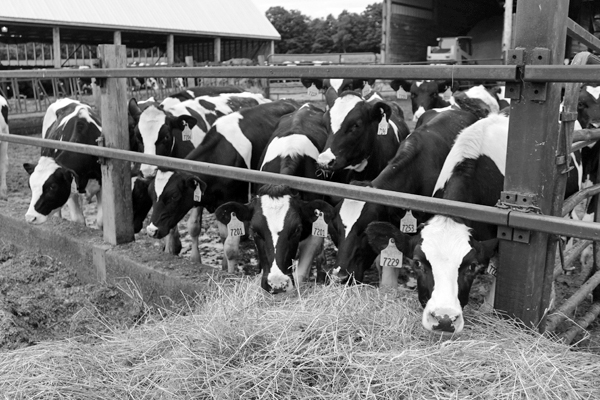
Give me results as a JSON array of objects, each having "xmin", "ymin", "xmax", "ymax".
[
  {"xmin": 0, "ymin": 0, "xmax": 280, "ymax": 69},
  {"xmin": 381, "ymin": 0, "xmax": 600, "ymax": 64}
]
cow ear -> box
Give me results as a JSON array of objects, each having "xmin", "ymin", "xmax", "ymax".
[
  {"xmin": 364, "ymin": 221, "xmax": 415, "ymax": 258},
  {"xmin": 371, "ymin": 102, "xmax": 392, "ymax": 123},
  {"xmin": 474, "ymin": 238, "xmax": 499, "ymax": 264},
  {"xmin": 301, "ymin": 200, "xmax": 335, "ymax": 224},
  {"xmin": 128, "ymin": 98, "xmax": 142, "ymax": 121},
  {"xmin": 390, "ymin": 79, "xmax": 411, "ymax": 93},
  {"xmin": 172, "ymin": 115, "xmax": 198, "ymax": 131},
  {"xmin": 214, "ymin": 201, "xmax": 253, "ymax": 225},
  {"xmin": 23, "ymin": 163, "xmax": 37, "ymax": 175},
  {"xmin": 186, "ymin": 175, "xmax": 207, "ymax": 194}
]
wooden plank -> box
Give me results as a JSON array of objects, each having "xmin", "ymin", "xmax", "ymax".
[
  {"xmin": 52, "ymin": 27, "xmax": 61, "ymax": 69},
  {"xmin": 214, "ymin": 37, "xmax": 221, "ymax": 62},
  {"xmin": 167, "ymin": 34, "xmax": 174, "ymax": 65},
  {"xmin": 566, "ymin": 18, "xmax": 600, "ymax": 55},
  {"xmin": 97, "ymin": 44, "xmax": 134, "ymax": 245},
  {"xmin": 495, "ymin": 0, "xmax": 569, "ymax": 331}
]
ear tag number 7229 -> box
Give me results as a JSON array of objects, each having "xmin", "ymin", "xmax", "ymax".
[{"xmin": 380, "ymin": 238, "xmax": 403, "ymax": 268}]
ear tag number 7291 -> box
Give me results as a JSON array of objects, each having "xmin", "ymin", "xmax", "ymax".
[
  {"xmin": 380, "ymin": 238, "xmax": 403, "ymax": 268},
  {"xmin": 228, "ymin": 212, "xmax": 245, "ymax": 237}
]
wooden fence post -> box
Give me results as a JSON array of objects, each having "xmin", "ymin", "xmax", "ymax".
[
  {"xmin": 97, "ymin": 44, "xmax": 135, "ymax": 245},
  {"xmin": 185, "ymin": 56, "xmax": 195, "ymax": 88},
  {"xmin": 494, "ymin": 0, "xmax": 569, "ymax": 331}
]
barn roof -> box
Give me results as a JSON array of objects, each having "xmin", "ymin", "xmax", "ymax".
[{"xmin": 0, "ymin": 0, "xmax": 280, "ymax": 41}]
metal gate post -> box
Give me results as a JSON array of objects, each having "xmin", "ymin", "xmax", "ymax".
[{"xmin": 495, "ymin": 0, "xmax": 569, "ymax": 331}]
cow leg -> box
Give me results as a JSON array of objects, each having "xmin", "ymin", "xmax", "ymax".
[
  {"xmin": 163, "ymin": 228, "xmax": 182, "ymax": 255},
  {"xmin": 187, "ymin": 206, "xmax": 203, "ymax": 263},
  {"xmin": 295, "ymin": 236, "xmax": 324, "ymax": 286},
  {"xmin": 217, "ymin": 220, "xmax": 241, "ymax": 274},
  {"xmin": 95, "ymin": 190, "xmax": 103, "ymax": 230},
  {"xmin": 66, "ymin": 192, "xmax": 86, "ymax": 225},
  {"xmin": 0, "ymin": 140, "xmax": 8, "ymax": 200}
]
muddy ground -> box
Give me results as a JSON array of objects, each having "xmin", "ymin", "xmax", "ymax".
[{"xmin": 1, "ymin": 98, "xmax": 599, "ymax": 354}]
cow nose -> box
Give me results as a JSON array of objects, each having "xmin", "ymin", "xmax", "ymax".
[
  {"xmin": 428, "ymin": 312, "xmax": 461, "ymax": 333},
  {"xmin": 317, "ymin": 149, "xmax": 336, "ymax": 168},
  {"xmin": 334, "ymin": 267, "xmax": 351, "ymax": 284},
  {"xmin": 140, "ymin": 164, "xmax": 157, "ymax": 178},
  {"xmin": 25, "ymin": 214, "xmax": 37, "ymax": 224},
  {"xmin": 146, "ymin": 223, "xmax": 159, "ymax": 237}
]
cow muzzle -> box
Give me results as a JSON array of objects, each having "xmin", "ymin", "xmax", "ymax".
[
  {"xmin": 146, "ymin": 223, "xmax": 159, "ymax": 238},
  {"xmin": 140, "ymin": 164, "xmax": 157, "ymax": 178},
  {"xmin": 317, "ymin": 148, "xmax": 336, "ymax": 169},
  {"xmin": 423, "ymin": 309, "xmax": 464, "ymax": 334}
]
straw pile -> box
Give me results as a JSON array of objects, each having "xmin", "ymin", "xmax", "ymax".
[{"xmin": 0, "ymin": 278, "xmax": 598, "ymax": 400}]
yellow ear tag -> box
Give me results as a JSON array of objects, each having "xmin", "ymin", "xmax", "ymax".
[
  {"xmin": 181, "ymin": 120, "xmax": 192, "ymax": 141},
  {"xmin": 228, "ymin": 212, "xmax": 245, "ymax": 237},
  {"xmin": 362, "ymin": 82, "xmax": 372, "ymax": 97},
  {"xmin": 380, "ymin": 238, "xmax": 403, "ymax": 268},
  {"xmin": 377, "ymin": 111, "xmax": 388, "ymax": 135},
  {"xmin": 442, "ymin": 87, "xmax": 453, "ymax": 101},
  {"xmin": 400, "ymin": 210, "xmax": 417, "ymax": 234},
  {"xmin": 193, "ymin": 184, "xmax": 202, "ymax": 202},
  {"xmin": 396, "ymin": 87, "xmax": 409, "ymax": 99},
  {"xmin": 312, "ymin": 210, "xmax": 328, "ymax": 238},
  {"xmin": 307, "ymin": 83, "xmax": 319, "ymax": 96}
]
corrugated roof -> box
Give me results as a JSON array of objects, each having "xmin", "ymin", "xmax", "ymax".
[{"xmin": 0, "ymin": 0, "xmax": 281, "ymax": 40}]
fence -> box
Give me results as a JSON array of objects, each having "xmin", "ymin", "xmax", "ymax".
[{"xmin": 1, "ymin": 0, "xmax": 599, "ymax": 341}]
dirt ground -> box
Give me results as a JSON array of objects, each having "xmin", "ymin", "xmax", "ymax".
[{"xmin": 1, "ymin": 97, "xmax": 599, "ymax": 354}]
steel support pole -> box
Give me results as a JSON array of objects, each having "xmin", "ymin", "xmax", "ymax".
[{"xmin": 495, "ymin": 0, "xmax": 569, "ymax": 331}]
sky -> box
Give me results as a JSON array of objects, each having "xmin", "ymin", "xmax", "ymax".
[{"xmin": 250, "ymin": 0, "xmax": 377, "ymax": 19}]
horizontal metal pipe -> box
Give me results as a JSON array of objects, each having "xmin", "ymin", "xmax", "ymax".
[
  {"xmin": 0, "ymin": 65, "xmax": 520, "ymax": 81},
  {"xmin": 571, "ymin": 140, "xmax": 596, "ymax": 153},
  {"xmin": 524, "ymin": 65, "xmax": 600, "ymax": 82},
  {"xmin": 6, "ymin": 133, "xmax": 600, "ymax": 240},
  {"xmin": 545, "ymin": 269, "xmax": 600, "ymax": 332},
  {"xmin": 562, "ymin": 184, "xmax": 600, "ymax": 216},
  {"xmin": 560, "ymin": 302, "xmax": 600, "ymax": 344},
  {"xmin": 572, "ymin": 128, "xmax": 600, "ymax": 143}
]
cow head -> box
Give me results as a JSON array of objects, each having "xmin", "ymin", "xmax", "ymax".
[
  {"xmin": 365, "ymin": 218, "xmax": 498, "ymax": 334},
  {"xmin": 391, "ymin": 79, "xmax": 455, "ymax": 121},
  {"xmin": 577, "ymin": 85, "xmax": 600, "ymax": 128},
  {"xmin": 318, "ymin": 92, "xmax": 390, "ymax": 171},
  {"xmin": 136, "ymin": 105, "xmax": 198, "ymax": 177},
  {"xmin": 23, "ymin": 157, "xmax": 76, "ymax": 224},
  {"xmin": 146, "ymin": 170, "xmax": 206, "ymax": 238},
  {"xmin": 215, "ymin": 185, "xmax": 334, "ymax": 293}
]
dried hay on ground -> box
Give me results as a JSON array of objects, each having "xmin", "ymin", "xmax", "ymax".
[{"xmin": 0, "ymin": 279, "xmax": 598, "ymax": 400}]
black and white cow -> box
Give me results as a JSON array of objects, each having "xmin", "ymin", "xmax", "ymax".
[
  {"xmin": 0, "ymin": 95, "xmax": 8, "ymax": 200},
  {"xmin": 365, "ymin": 113, "xmax": 509, "ymax": 333},
  {"xmin": 301, "ymin": 78, "xmax": 377, "ymax": 108},
  {"xmin": 146, "ymin": 100, "xmax": 300, "ymax": 270},
  {"xmin": 135, "ymin": 92, "xmax": 270, "ymax": 177},
  {"xmin": 215, "ymin": 185, "xmax": 334, "ymax": 292},
  {"xmin": 329, "ymin": 109, "xmax": 481, "ymax": 286},
  {"xmin": 390, "ymin": 79, "xmax": 454, "ymax": 122},
  {"xmin": 24, "ymin": 100, "xmax": 103, "ymax": 226},
  {"xmin": 317, "ymin": 92, "xmax": 410, "ymax": 182},
  {"xmin": 159, "ymin": 86, "xmax": 245, "ymax": 111},
  {"xmin": 258, "ymin": 103, "xmax": 330, "ymax": 285}
]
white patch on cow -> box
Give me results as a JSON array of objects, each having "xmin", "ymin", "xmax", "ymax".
[
  {"xmin": 138, "ymin": 106, "xmax": 166, "ymax": 159},
  {"xmin": 366, "ymin": 93, "xmax": 383, "ymax": 102},
  {"xmin": 262, "ymin": 195, "xmax": 293, "ymax": 289},
  {"xmin": 344, "ymin": 159, "xmax": 368, "ymax": 172},
  {"xmin": 330, "ymin": 79, "xmax": 344, "ymax": 93},
  {"xmin": 413, "ymin": 106, "xmax": 426, "ymax": 121},
  {"xmin": 329, "ymin": 95, "xmax": 362, "ymax": 134},
  {"xmin": 457, "ymin": 85, "xmax": 500, "ymax": 114},
  {"xmin": 186, "ymin": 90, "xmax": 195, "ymax": 98},
  {"xmin": 571, "ymin": 153, "xmax": 583, "ymax": 190},
  {"xmin": 317, "ymin": 148, "xmax": 336, "ymax": 167},
  {"xmin": 42, "ymin": 98, "xmax": 80, "ymax": 137},
  {"xmin": 415, "ymin": 81, "xmax": 424, "ymax": 88},
  {"xmin": 586, "ymin": 86, "xmax": 600, "ymax": 100},
  {"xmin": 300, "ymin": 103, "xmax": 311, "ymax": 109},
  {"xmin": 0, "ymin": 96, "xmax": 6, "ymax": 107},
  {"xmin": 214, "ymin": 113, "xmax": 253, "ymax": 168},
  {"xmin": 432, "ymin": 106, "xmax": 453, "ymax": 114},
  {"xmin": 261, "ymin": 135, "xmax": 320, "ymax": 170},
  {"xmin": 57, "ymin": 104, "xmax": 101, "ymax": 132},
  {"xmin": 167, "ymin": 101, "xmax": 209, "ymax": 146},
  {"xmin": 26, "ymin": 157, "xmax": 61, "ymax": 223},
  {"xmin": 420, "ymin": 216, "xmax": 471, "ymax": 332},
  {"xmin": 434, "ymin": 114, "xmax": 508, "ymax": 194},
  {"xmin": 339, "ymin": 199, "xmax": 366, "ymax": 238},
  {"xmin": 160, "ymin": 97, "xmax": 182, "ymax": 110},
  {"xmin": 389, "ymin": 120, "xmax": 399, "ymax": 142},
  {"xmin": 154, "ymin": 170, "xmax": 175, "ymax": 198}
]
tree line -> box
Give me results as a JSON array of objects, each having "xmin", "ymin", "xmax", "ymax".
[{"xmin": 265, "ymin": 3, "xmax": 382, "ymax": 54}]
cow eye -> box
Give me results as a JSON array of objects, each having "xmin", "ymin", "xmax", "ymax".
[
  {"xmin": 171, "ymin": 193, "xmax": 181, "ymax": 201},
  {"xmin": 431, "ymin": 92, "xmax": 438, "ymax": 98},
  {"xmin": 413, "ymin": 260, "xmax": 422, "ymax": 270},
  {"xmin": 578, "ymin": 102, "xmax": 585, "ymax": 109},
  {"xmin": 469, "ymin": 262, "xmax": 478, "ymax": 272},
  {"xmin": 410, "ymin": 93, "xmax": 416, "ymax": 99}
]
